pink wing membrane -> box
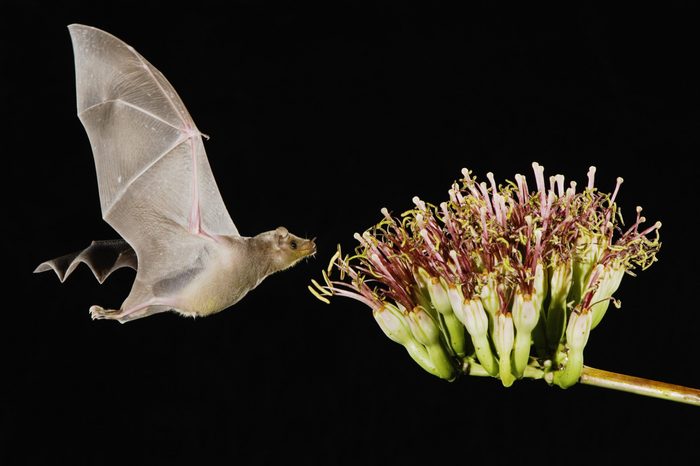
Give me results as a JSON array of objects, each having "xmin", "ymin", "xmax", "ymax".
[{"xmin": 68, "ymin": 24, "xmax": 239, "ymax": 248}]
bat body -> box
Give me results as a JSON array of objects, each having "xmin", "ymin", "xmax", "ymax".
[{"xmin": 35, "ymin": 25, "xmax": 315, "ymax": 323}]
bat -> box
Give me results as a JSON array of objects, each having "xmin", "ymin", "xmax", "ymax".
[{"xmin": 34, "ymin": 24, "xmax": 316, "ymax": 323}]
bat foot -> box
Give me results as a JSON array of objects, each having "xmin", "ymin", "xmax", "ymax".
[
  {"xmin": 89, "ymin": 305, "xmax": 123, "ymax": 320},
  {"xmin": 89, "ymin": 300, "xmax": 172, "ymax": 323}
]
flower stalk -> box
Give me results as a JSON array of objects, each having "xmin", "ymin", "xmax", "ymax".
[{"xmin": 310, "ymin": 163, "xmax": 699, "ymax": 405}]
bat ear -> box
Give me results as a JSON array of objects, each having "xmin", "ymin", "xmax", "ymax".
[{"xmin": 275, "ymin": 226, "xmax": 289, "ymax": 239}]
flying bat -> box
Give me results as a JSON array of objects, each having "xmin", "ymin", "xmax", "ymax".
[{"xmin": 34, "ymin": 24, "xmax": 316, "ymax": 323}]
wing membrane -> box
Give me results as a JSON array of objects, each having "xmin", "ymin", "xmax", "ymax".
[{"xmin": 68, "ymin": 24, "xmax": 239, "ymax": 252}]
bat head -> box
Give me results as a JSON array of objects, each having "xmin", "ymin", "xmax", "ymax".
[{"xmin": 269, "ymin": 226, "xmax": 317, "ymax": 271}]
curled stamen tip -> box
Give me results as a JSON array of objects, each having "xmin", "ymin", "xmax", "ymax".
[
  {"xmin": 532, "ymin": 162, "xmax": 541, "ymax": 169},
  {"xmin": 636, "ymin": 206, "xmax": 643, "ymax": 213},
  {"xmin": 380, "ymin": 207, "xmax": 390, "ymax": 217},
  {"xmin": 654, "ymin": 221, "xmax": 662, "ymax": 229},
  {"xmin": 639, "ymin": 216, "xmax": 646, "ymax": 223},
  {"xmin": 617, "ymin": 177, "xmax": 624, "ymax": 184},
  {"xmin": 353, "ymin": 232, "xmax": 363, "ymax": 242},
  {"xmin": 461, "ymin": 168, "xmax": 470, "ymax": 177}
]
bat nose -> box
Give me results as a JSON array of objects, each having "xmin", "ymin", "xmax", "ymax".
[{"xmin": 305, "ymin": 238, "xmax": 317, "ymax": 254}]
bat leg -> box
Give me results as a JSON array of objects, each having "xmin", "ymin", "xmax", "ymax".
[{"xmin": 89, "ymin": 299, "xmax": 173, "ymax": 323}]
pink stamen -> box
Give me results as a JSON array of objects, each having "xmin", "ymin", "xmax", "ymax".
[
  {"xmin": 532, "ymin": 162, "xmax": 546, "ymax": 193},
  {"xmin": 478, "ymin": 182, "xmax": 494, "ymax": 215},
  {"xmin": 487, "ymin": 172, "xmax": 498, "ymax": 194},
  {"xmin": 514, "ymin": 174, "xmax": 526, "ymax": 204},
  {"xmin": 556, "ymin": 174, "xmax": 565, "ymax": 197},
  {"xmin": 412, "ymin": 196, "xmax": 427, "ymax": 211},
  {"xmin": 639, "ymin": 221, "xmax": 662, "ymax": 237},
  {"xmin": 587, "ymin": 166, "xmax": 597, "ymax": 190},
  {"xmin": 380, "ymin": 207, "xmax": 393, "ymax": 222},
  {"xmin": 480, "ymin": 207, "xmax": 489, "ymax": 241},
  {"xmin": 610, "ymin": 177, "xmax": 624, "ymax": 204}
]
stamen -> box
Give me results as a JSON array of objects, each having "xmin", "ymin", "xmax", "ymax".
[
  {"xmin": 532, "ymin": 162, "xmax": 546, "ymax": 193},
  {"xmin": 610, "ymin": 177, "xmax": 624, "ymax": 204},
  {"xmin": 587, "ymin": 166, "xmax": 597, "ymax": 190},
  {"xmin": 308, "ymin": 286, "xmax": 331, "ymax": 304},
  {"xmin": 556, "ymin": 174, "xmax": 565, "ymax": 197},
  {"xmin": 487, "ymin": 172, "xmax": 498, "ymax": 193}
]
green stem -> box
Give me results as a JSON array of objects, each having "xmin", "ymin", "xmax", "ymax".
[{"xmin": 579, "ymin": 366, "xmax": 700, "ymax": 406}]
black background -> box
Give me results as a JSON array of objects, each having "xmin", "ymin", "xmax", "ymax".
[{"xmin": 2, "ymin": 1, "xmax": 698, "ymax": 464}]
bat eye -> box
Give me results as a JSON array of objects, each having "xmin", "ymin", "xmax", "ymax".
[{"xmin": 290, "ymin": 240, "xmax": 298, "ymax": 250}]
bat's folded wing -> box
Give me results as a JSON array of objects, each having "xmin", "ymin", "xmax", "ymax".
[{"xmin": 68, "ymin": 24, "xmax": 239, "ymax": 258}]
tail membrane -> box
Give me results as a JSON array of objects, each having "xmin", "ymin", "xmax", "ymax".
[{"xmin": 34, "ymin": 239, "xmax": 136, "ymax": 283}]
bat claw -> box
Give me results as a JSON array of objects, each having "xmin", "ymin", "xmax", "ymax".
[{"xmin": 89, "ymin": 305, "xmax": 122, "ymax": 320}]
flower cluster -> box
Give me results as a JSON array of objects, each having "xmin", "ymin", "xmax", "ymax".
[{"xmin": 310, "ymin": 163, "xmax": 661, "ymax": 387}]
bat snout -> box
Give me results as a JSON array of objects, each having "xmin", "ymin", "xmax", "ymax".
[{"xmin": 300, "ymin": 238, "xmax": 317, "ymax": 256}]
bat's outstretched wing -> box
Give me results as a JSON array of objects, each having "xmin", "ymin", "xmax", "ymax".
[{"xmin": 68, "ymin": 24, "xmax": 238, "ymax": 258}]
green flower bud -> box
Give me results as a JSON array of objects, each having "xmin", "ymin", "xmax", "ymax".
[
  {"xmin": 458, "ymin": 299, "xmax": 498, "ymax": 376},
  {"xmin": 407, "ymin": 306, "xmax": 441, "ymax": 346},
  {"xmin": 566, "ymin": 310, "xmax": 593, "ymax": 353},
  {"xmin": 412, "ymin": 268, "xmax": 434, "ymax": 311},
  {"xmin": 546, "ymin": 258, "xmax": 574, "ymax": 352},
  {"xmin": 426, "ymin": 344, "xmax": 457, "ymax": 381},
  {"xmin": 590, "ymin": 265, "xmax": 625, "ymax": 329},
  {"xmin": 553, "ymin": 311, "xmax": 593, "ymax": 388},
  {"xmin": 533, "ymin": 261, "xmax": 548, "ymax": 312},
  {"xmin": 530, "ymin": 262, "xmax": 549, "ymax": 356},
  {"xmin": 480, "ymin": 276, "xmax": 500, "ymax": 315},
  {"xmin": 403, "ymin": 341, "xmax": 438, "ymax": 376},
  {"xmin": 549, "ymin": 258, "xmax": 573, "ymax": 306},
  {"xmin": 426, "ymin": 273, "xmax": 453, "ymax": 315},
  {"xmin": 464, "ymin": 300, "xmax": 490, "ymax": 337},
  {"xmin": 373, "ymin": 303, "xmax": 414, "ymax": 346},
  {"xmin": 569, "ymin": 232, "xmax": 604, "ymax": 305},
  {"xmin": 446, "ymin": 283, "xmax": 466, "ymax": 318},
  {"xmin": 512, "ymin": 292, "xmax": 539, "ymax": 333},
  {"xmin": 442, "ymin": 312, "xmax": 468, "ymax": 358},
  {"xmin": 512, "ymin": 292, "xmax": 539, "ymax": 377},
  {"xmin": 493, "ymin": 313, "xmax": 516, "ymax": 386}
]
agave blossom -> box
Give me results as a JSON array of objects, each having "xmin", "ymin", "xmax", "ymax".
[{"xmin": 308, "ymin": 163, "xmax": 698, "ymax": 404}]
